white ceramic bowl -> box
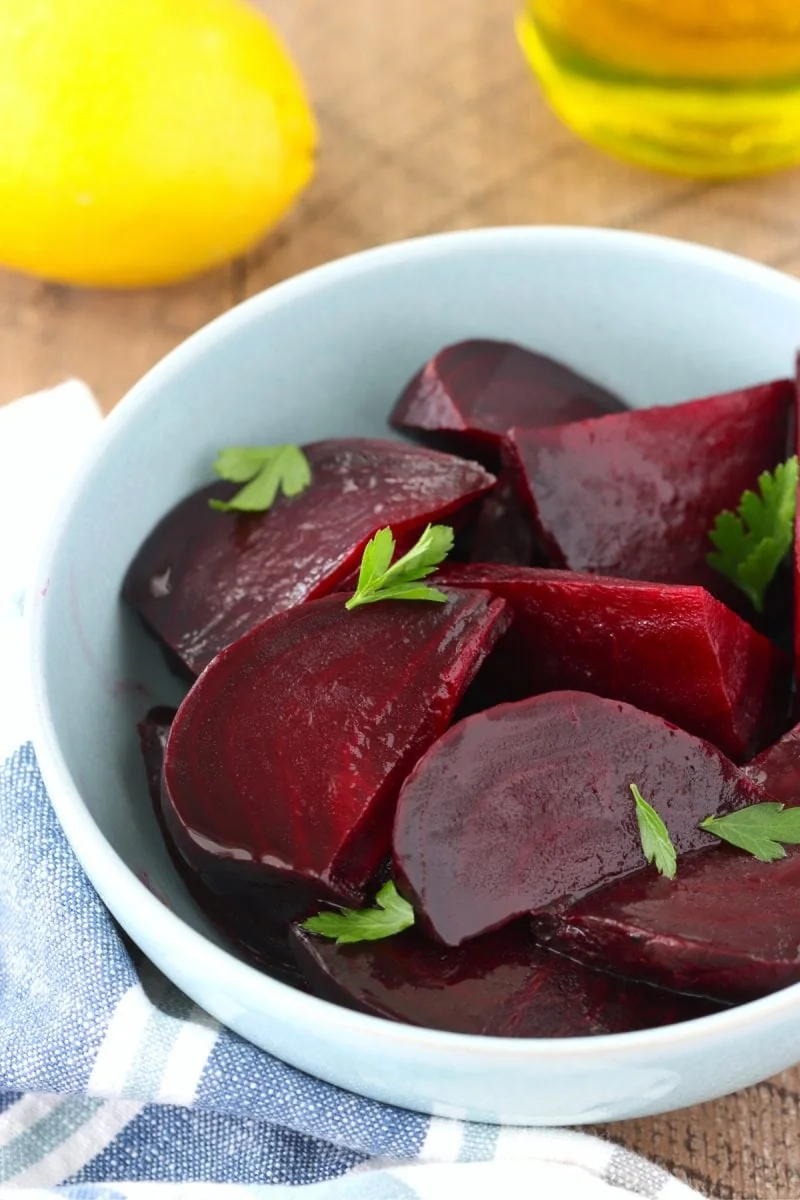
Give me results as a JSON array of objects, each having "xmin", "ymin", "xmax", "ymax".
[{"xmin": 29, "ymin": 228, "xmax": 800, "ymax": 1125}]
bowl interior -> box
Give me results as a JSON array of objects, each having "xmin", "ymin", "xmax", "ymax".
[{"xmin": 30, "ymin": 228, "xmax": 800, "ymax": 1072}]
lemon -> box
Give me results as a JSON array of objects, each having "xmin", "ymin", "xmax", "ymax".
[{"xmin": 0, "ymin": 0, "xmax": 317, "ymax": 287}]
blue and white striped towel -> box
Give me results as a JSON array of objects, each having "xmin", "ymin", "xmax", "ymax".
[{"xmin": 0, "ymin": 383, "xmax": 702, "ymax": 1198}]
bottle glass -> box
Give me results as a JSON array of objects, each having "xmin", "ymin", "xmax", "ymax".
[{"xmin": 518, "ymin": 0, "xmax": 800, "ymax": 177}]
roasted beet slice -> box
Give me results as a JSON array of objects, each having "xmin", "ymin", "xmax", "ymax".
[
  {"xmin": 123, "ymin": 439, "xmax": 494, "ymax": 676},
  {"xmin": 393, "ymin": 691, "xmax": 767, "ymax": 946},
  {"xmin": 743, "ymin": 721, "xmax": 800, "ymax": 803},
  {"xmin": 437, "ymin": 565, "xmax": 790, "ymax": 760},
  {"xmin": 162, "ymin": 590, "xmax": 510, "ymax": 924},
  {"xmin": 536, "ymin": 845, "xmax": 800, "ymax": 1004},
  {"xmin": 504, "ymin": 380, "xmax": 793, "ymax": 595},
  {"xmin": 137, "ymin": 706, "xmax": 307, "ymax": 985},
  {"xmin": 389, "ymin": 339, "xmax": 625, "ymax": 468},
  {"xmin": 290, "ymin": 923, "xmax": 721, "ymax": 1035}
]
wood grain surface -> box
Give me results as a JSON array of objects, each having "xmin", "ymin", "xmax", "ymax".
[{"xmin": 3, "ymin": 1, "xmax": 800, "ymax": 1194}]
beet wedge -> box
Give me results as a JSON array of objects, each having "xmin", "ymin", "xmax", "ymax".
[
  {"xmin": 393, "ymin": 691, "xmax": 767, "ymax": 946},
  {"xmin": 162, "ymin": 590, "xmax": 510, "ymax": 924},
  {"xmin": 437, "ymin": 565, "xmax": 790, "ymax": 760},
  {"xmin": 138, "ymin": 706, "xmax": 308, "ymax": 985},
  {"xmin": 504, "ymin": 379, "xmax": 793, "ymax": 595},
  {"xmin": 535, "ymin": 845, "xmax": 800, "ymax": 1004},
  {"xmin": 140, "ymin": 706, "xmax": 311, "ymax": 983},
  {"xmin": 123, "ymin": 439, "xmax": 494, "ymax": 677},
  {"xmin": 389, "ymin": 339, "xmax": 626, "ymax": 468},
  {"xmin": 743, "ymin": 721, "xmax": 800, "ymax": 804},
  {"xmin": 290, "ymin": 922, "xmax": 721, "ymax": 1036}
]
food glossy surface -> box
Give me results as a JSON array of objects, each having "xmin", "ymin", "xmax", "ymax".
[
  {"xmin": 162, "ymin": 590, "xmax": 509, "ymax": 906},
  {"xmin": 124, "ymin": 439, "xmax": 493, "ymax": 676},
  {"xmin": 439, "ymin": 564, "xmax": 790, "ymax": 760},
  {"xmin": 537, "ymin": 845, "xmax": 800, "ymax": 1003},
  {"xmin": 394, "ymin": 691, "xmax": 767, "ymax": 946},
  {"xmin": 506, "ymin": 379, "xmax": 793, "ymax": 596},
  {"xmin": 390, "ymin": 338, "xmax": 625, "ymax": 466},
  {"xmin": 291, "ymin": 922, "xmax": 722, "ymax": 1035},
  {"xmin": 744, "ymin": 722, "xmax": 800, "ymax": 802}
]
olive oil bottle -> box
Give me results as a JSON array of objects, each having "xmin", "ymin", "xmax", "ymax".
[{"xmin": 518, "ymin": 0, "xmax": 800, "ymax": 177}]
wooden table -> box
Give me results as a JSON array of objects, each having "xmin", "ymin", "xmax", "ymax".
[{"xmin": 3, "ymin": 1, "xmax": 800, "ymax": 1193}]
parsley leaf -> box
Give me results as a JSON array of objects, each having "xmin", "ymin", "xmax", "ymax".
[
  {"xmin": 209, "ymin": 445, "xmax": 312, "ymax": 513},
  {"xmin": 700, "ymin": 803, "xmax": 800, "ymax": 862},
  {"xmin": 301, "ymin": 881, "xmax": 415, "ymax": 945},
  {"xmin": 631, "ymin": 784, "xmax": 677, "ymax": 879},
  {"xmin": 707, "ymin": 456, "xmax": 798, "ymax": 613},
  {"xmin": 345, "ymin": 523, "xmax": 454, "ymax": 611}
]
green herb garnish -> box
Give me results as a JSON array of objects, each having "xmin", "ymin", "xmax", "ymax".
[
  {"xmin": 345, "ymin": 524, "xmax": 454, "ymax": 611},
  {"xmin": 302, "ymin": 881, "xmax": 415, "ymax": 945},
  {"xmin": 631, "ymin": 784, "xmax": 677, "ymax": 879},
  {"xmin": 209, "ymin": 445, "xmax": 312, "ymax": 513},
  {"xmin": 700, "ymin": 803, "xmax": 800, "ymax": 863},
  {"xmin": 707, "ymin": 456, "xmax": 798, "ymax": 613}
]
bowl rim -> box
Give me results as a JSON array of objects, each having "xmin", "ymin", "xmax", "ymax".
[{"xmin": 28, "ymin": 224, "xmax": 800, "ymax": 1063}]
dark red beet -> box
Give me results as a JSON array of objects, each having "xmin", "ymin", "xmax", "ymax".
[
  {"xmin": 162, "ymin": 590, "xmax": 510, "ymax": 920},
  {"xmin": 137, "ymin": 706, "xmax": 310, "ymax": 985},
  {"xmin": 393, "ymin": 691, "xmax": 768, "ymax": 946},
  {"xmin": 504, "ymin": 380, "xmax": 793, "ymax": 596},
  {"xmin": 290, "ymin": 923, "xmax": 721, "ymax": 1035},
  {"xmin": 437, "ymin": 564, "xmax": 790, "ymax": 760},
  {"xmin": 137, "ymin": 707, "xmax": 176, "ymax": 806},
  {"xmin": 753, "ymin": 557, "xmax": 794, "ymax": 656},
  {"xmin": 123, "ymin": 439, "xmax": 494, "ymax": 677},
  {"xmin": 469, "ymin": 473, "xmax": 541, "ymax": 566},
  {"xmin": 389, "ymin": 339, "xmax": 626, "ymax": 468},
  {"xmin": 536, "ymin": 845, "xmax": 800, "ymax": 1004},
  {"xmin": 743, "ymin": 721, "xmax": 800, "ymax": 803}
]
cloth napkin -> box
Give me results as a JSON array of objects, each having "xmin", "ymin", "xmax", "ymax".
[{"xmin": 0, "ymin": 383, "xmax": 702, "ymax": 1198}]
